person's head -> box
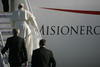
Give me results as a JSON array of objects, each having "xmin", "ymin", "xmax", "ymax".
[
  {"xmin": 18, "ymin": 3, "xmax": 24, "ymax": 9},
  {"xmin": 12, "ymin": 28, "xmax": 20, "ymax": 36},
  {"xmin": 39, "ymin": 39, "xmax": 46, "ymax": 47}
]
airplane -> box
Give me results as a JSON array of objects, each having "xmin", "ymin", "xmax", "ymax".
[{"xmin": 0, "ymin": 0, "xmax": 100, "ymax": 67}]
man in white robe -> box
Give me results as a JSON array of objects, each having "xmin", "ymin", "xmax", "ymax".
[{"xmin": 10, "ymin": 3, "xmax": 39, "ymax": 61}]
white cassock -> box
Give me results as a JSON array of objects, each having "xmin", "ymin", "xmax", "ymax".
[{"xmin": 11, "ymin": 9, "xmax": 39, "ymax": 61}]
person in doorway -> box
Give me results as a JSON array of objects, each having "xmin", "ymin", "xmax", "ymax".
[
  {"xmin": 31, "ymin": 39, "xmax": 56, "ymax": 67},
  {"xmin": 11, "ymin": 3, "xmax": 39, "ymax": 61},
  {"xmin": 1, "ymin": 28, "xmax": 28, "ymax": 67}
]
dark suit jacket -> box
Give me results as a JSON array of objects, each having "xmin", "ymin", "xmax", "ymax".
[
  {"xmin": 1, "ymin": 36, "xmax": 28, "ymax": 65},
  {"xmin": 31, "ymin": 47, "xmax": 56, "ymax": 67}
]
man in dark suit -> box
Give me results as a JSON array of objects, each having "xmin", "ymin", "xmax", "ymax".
[
  {"xmin": 31, "ymin": 39, "xmax": 56, "ymax": 67},
  {"xmin": 2, "ymin": 0, "xmax": 9, "ymax": 12},
  {"xmin": 1, "ymin": 29, "xmax": 28, "ymax": 67}
]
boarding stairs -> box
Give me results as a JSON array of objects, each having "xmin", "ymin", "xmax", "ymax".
[
  {"xmin": 0, "ymin": 13, "xmax": 12, "ymax": 41},
  {"xmin": 0, "ymin": 13, "xmax": 12, "ymax": 67},
  {"xmin": 0, "ymin": 0, "xmax": 41, "ymax": 66},
  {"xmin": 0, "ymin": 13, "xmax": 31, "ymax": 67}
]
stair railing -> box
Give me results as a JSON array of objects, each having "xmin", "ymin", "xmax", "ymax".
[{"xmin": 0, "ymin": 32, "xmax": 10, "ymax": 67}]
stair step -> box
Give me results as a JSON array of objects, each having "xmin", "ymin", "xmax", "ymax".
[
  {"xmin": 0, "ymin": 12, "xmax": 12, "ymax": 15},
  {"xmin": 0, "ymin": 29, "xmax": 11, "ymax": 31},
  {"xmin": 0, "ymin": 35, "xmax": 12, "ymax": 41},
  {"xmin": 0, "ymin": 21, "xmax": 11, "ymax": 24},
  {"xmin": 0, "ymin": 13, "xmax": 12, "ymax": 18},
  {"xmin": 1, "ymin": 31, "xmax": 12, "ymax": 35},
  {"xmin": 0, "ymin": 24, "xmax": 11, "ymax": 28},
  {"xmin": 0, "ymin": 18, "xmax": 11, "ymax": 23},
  {"xmin": 0, "ymin": 29, "xmax": 12, "ymax": 32}
]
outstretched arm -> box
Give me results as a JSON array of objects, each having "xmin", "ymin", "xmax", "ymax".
[{"xmin": 27, "ymin": 11, "xmax": 39, "ymax": 32}]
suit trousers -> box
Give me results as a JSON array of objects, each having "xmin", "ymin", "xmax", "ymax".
[{"xmin": 2, "ymin": 0, "xmax": 9, "ymax": 12}]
